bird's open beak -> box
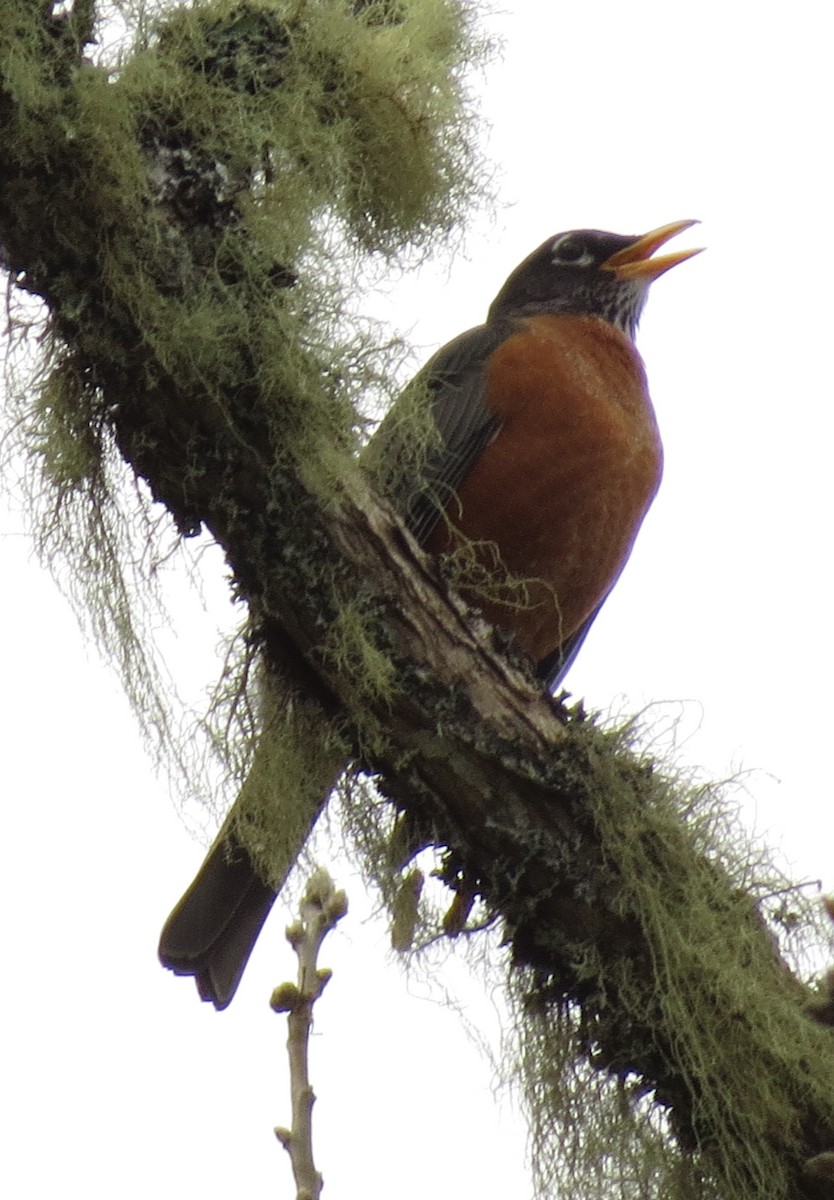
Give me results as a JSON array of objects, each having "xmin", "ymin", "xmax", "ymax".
[{"xmin": 603, "ymin": 219, "xmax": 703, "ymax": 280}]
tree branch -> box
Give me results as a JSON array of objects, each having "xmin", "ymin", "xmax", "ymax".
[{"xmin": 3, "ymin": 7, "xmax": 834, "ymax": 1198}]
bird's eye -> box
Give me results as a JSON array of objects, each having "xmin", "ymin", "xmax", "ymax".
[{"xmin": 552, "ymin": 235, "xmax": 595, "ymax": 267}]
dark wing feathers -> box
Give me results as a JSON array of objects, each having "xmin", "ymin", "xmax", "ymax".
[
  {"xmin": 367, "ymin": 323, "xmax": 506, "ymax": 544},
  {"xmin": 538, "ymin": 598, "xmax": 606, "ymax": 692}
]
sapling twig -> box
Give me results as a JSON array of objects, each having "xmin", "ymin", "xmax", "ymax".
[{"xmin": 271, "ymin": 869, "xmax": 348, "ymax": 1200}]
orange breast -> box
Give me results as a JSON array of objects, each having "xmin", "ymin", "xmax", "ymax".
[{"xmin": 422, "ymin": 314, "xmax": 663, "ymax": 663}]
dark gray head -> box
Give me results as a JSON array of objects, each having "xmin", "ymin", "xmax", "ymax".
[{"xmin": 488, "ymin": 220, "xmax": 702, "ymax": 340}]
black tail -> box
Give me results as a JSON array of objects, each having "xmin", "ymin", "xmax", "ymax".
[{"xmin": 159, "ymin": 835, "xmax": 277, "ymax": 1010}]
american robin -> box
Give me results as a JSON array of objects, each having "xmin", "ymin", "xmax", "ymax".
[{"xmin": 159, "ymin": 219, "xmax": 701, "ymax": 1006}]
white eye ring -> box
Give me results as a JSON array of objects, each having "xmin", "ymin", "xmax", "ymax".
[{"xmin": 551, "ymin": 234, "xmax": 595, "ymax": 267}]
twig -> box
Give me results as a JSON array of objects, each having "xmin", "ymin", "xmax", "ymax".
[{"xmin": 271, "ymin": 869, "xmax": 348, "ymax": 1200}]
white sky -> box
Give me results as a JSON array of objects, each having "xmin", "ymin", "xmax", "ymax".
[{"xmin": 2, "ymin": 2, "xmax": 833, "ymax": 1197}]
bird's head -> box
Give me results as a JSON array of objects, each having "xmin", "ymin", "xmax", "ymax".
[{"xmin": 488, "ymin": 219, "xmax": 703, "ymax": 338}]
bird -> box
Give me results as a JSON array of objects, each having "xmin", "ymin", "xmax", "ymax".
[{"xmin": 158, "ymin": 219, "xmax": 702, "ymax": 1008}]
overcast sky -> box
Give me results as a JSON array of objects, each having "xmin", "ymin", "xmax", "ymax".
[{"xmin": 3, "ymin": 3, "xmax": 832, "ymax": 1198}]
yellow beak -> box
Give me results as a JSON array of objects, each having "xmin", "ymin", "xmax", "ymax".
[{"xmin": 603, "ymin": 219, "xmax": 704, "ymax": 280}]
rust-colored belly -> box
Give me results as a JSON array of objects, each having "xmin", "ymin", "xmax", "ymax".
[{"xmin": 423, "ymin": 314, "xmax": 663, "ymax": 662}]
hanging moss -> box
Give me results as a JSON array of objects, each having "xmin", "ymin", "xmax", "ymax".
[
  {"xmin": 334, "ymin": 696, "xmax": 834, "ymax": 1200},
  {"xmin": 1, "ymin": 0, "xmax": 489, "ymax": 805},
  {"xmin": 503, "ymin": 714, "xmax": 834, "ymax": 1200}
]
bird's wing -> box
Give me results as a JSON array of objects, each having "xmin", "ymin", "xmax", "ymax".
[
  {"xmin": 538, "ymin": 597, "xmax": 606, "ymax": 692},
  {"xmin": 366, "ymin": 322, "xmax": 507, "ymax": 544}
]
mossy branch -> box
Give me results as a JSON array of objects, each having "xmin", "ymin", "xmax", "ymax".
[{"xmin": 2, "ymin": 5, "xmax": 834, "ymax": 1200}]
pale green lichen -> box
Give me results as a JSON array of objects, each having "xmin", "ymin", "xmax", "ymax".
[
  {"xmin": 506, "ymin": 715, "xmax": 834, "ymax": 1200},
  {"xmin": 1, "ymin": 0, "xmax": 490, "ymax": 813},
  {"xmin": 338, "ymin": 707, "xmax": 834, "ymax": 1200}
]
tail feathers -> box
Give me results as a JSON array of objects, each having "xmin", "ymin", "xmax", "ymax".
[{"xmin": 159, "ymin": 834, "xmax": 276, "ymax": 1010}]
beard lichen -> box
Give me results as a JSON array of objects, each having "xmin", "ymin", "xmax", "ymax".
[
  {"xmin": 335, "ymin": 701, "xmax": 834, "ymax": 1200},
  {"xmin": 1, "ymin": 0, "xmax": 490, "ymax": 837},
  {"xmin": 504, "ymin": 714, "xmax": 834, "ymax": 1200}
]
